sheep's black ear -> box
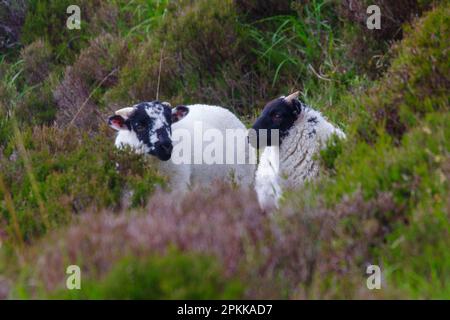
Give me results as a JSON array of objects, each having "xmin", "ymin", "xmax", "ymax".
[
  {"xmin": 108, "ymin": 115, "xmax": 128, "ymax": 131},
  {"xmin": 291, "ymin": 98, "xmax": 302, "ymax": 116},
  {"xmin": 284, "ymin": 91, "xmax": 299, "ymax": 105},
  {"xmin": 172, "ymin": 105, "xmax": 189, "ymax": 123},
  {"xmin": 283, "ymin": 91, "xmax": 302, "ymax": 116}
]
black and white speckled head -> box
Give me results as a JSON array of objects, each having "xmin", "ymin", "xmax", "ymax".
[
  {"xmin": 250, "ymin": 91, "xmax": 303, "ymax": 148},
  {"xmin": 108, "ymin": 101, "xmax": 189, "ymax": 161}
]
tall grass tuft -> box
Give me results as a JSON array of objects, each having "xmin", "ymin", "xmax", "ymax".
[{"xmin": 247, "ymin": 0, "xmax": 338, "ymax": 87}]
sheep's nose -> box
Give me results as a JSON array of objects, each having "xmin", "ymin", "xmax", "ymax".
[{"xmin": 161, "ymin": 141, "xmax": 173, "ymax": 154}]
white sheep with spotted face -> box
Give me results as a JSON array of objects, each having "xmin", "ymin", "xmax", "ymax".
[
  {"xmin": 108, "ymin": 101, "xmax": 255, "ymax": 191},
  {"xmin": 249, "ymin": 92, "xmax": 346, "ymax": 211}
]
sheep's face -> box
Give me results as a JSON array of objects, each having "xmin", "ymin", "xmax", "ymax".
[
  {"xmin": 250, "ymin": 91, "xmax": 302, "ymax": 148},
  {"xmin": 108, "ymin": 102, "xmax": 189, "ymax": 161}
]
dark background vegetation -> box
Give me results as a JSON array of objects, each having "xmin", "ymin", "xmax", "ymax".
[{"xmin": 0, "ymin": 0, "xmax": 448, "ymax": 299}]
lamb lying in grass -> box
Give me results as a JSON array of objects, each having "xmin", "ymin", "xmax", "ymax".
[
  {"xmin": 108, "ymin": 101, "xmax": 255, "ymax": 191},
  {"xmin": 249, "ymin": 91, "xmax": 346, "ymax": 211}
]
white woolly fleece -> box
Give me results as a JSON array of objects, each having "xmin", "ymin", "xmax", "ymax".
[{"xmin": 255, "ymin": 107, "xmax": 345, "ymax": 211}]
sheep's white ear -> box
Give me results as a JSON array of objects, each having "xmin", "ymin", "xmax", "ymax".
[
  {"xmin": 115, "ymin": 107, "xmax": 135, "ymax": 120},
  {"xmin": 162, "ymin": 101, "xmax": 172, "ymax": 107},
  {"xmin": 172, "ymin": 105, "xmax": 189, "ymax": 123},
  {"xmin": 284, "ymin": 91, "xmax": 299, "ymax": 105}
]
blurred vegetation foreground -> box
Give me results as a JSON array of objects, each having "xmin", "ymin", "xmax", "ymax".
[{"xmin": 0, "ymin": 0, "xmax": 449, "ymax": 299}]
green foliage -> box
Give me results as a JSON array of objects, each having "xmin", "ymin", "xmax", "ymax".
[
  {"xmin": 0, "ymin": 58, "xmax": 21, "ymax": 144},
  {"xmin": 382, "ymin": 163, "xmax": 450, "ymax": 299},
  {"xmin": 0, "ymin": 126, "xmax": 165, "ymax": 240},
  {"xmin": 20, "ymin": 0, "xmax": 171, "ymax": 64},
  {"xmin": 281, "ymin": 112, "xmax": 449, "ymax": 299},
  {"xmin": 286, "ymin": 3, "xmax": 450, "ymax": 298},
  {"xmin": 21, "ymin": 0, "xmax": 92, "ymax": 64},
  {"xmin": 322, "ymin": 113, "xmax": 449, "ymax": 205},
  {"xmin": 244, "ymin": 0, "xmax": 363, "ymax": 123},
  {"xmin": 1, "ymin": 42, "xmax": 57, "ymax": 128},
  {"xmin": 235, "ymin": 0, "xmax": 293, "ymax": 21},
  {"xmin": 0, "ymin": 0, "xmax": 448, "ymax": 300},
  {"xmin": 319, "ymin": 134, "xmax": 344, "ymax": 171},
  {"xmin": 378, "ymin": 115, "xmax": 450, "ymax": 298},
  {"xmin": 354, "ymin": 4, "xmax": 450, "ymax": 141},
  {"xmin": 52, "ymin": 249, "xmax": 243, "ymax": 299},
  {"xmin": 20, "ymin": 39, "xmax": 53, "ymax": 85},
  {"xmin": 248, "ymin": 1, "xmax": 339, "ymax": 86},
  {"xmin": 118, "ymin": 0, "xmax": 169, "ymax": 39},
  {"xmin": 16, "ymin": 78, "xmax": 57, "ymax": 126},
  {"xmin": 337, "ymin": 0, "xmax": 437, "ymax": 77},
  {"xmin": 107, "ymin": 0, "xmax": 251, "ymax": 110}
]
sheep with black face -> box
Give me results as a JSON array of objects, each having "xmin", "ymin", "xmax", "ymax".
[
  {"xmin": 250, "ymin": 91, "xmax": 346, "ymax": 211},
  {"xmin": 109, "ymin": 101, "xmax": 255, "ymax": 191}
]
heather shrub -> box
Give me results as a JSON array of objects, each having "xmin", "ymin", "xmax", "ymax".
[
  {"xmin": 75, "ymin": 34, "xmax": 128, "ymax": 88},
  {"xmin": 317, "ymin": 11, "xmax": 450, "ymax": 295},
  {"xmin": 51, "ymin": 250, "xmax": 243, "ymax": 299},
  {"xmin": 0, "ymin": 59, "xmax": 19, "ymax": 114},
  {"xmin": 339, "ymin": 0, "xmax": 435, "ymax": 42},
  {"xmin": 20, "ymin": 0, "xmax": 170, "ymax": 64},
  {"xmin": 284, "ymin": 8, "xmax": 450, "ymax": 290},
  {"xmin": 235, "ymin": 0, "xmax": 293, "ymax": 21},
  {"xmin": 53, "ymin": 65, "xmax": 99, "ymax": 130},
  {"xmin": 162, "ymin": 0, "xmax": 245, "ymax": 77},
  {"xmin": 105, "ymin": 0, "xmax": 169, "ymax": 38},
  {"xmin": 1, "ymin": 40, "xmax": 57, "ymax": 128},
  {"xmin": 0, "ymin": 276, "xmax": 9, "ymax": 300},
  {"xmin": 246, "ymin": 111, "xmax": 449, "ymax": 298},
  {"xmin": 16, "ymin": 77, "xmax": 57, "ymax": 126},
  {"xmin": 339, "ymin": 3, "xmax": 450, "ymax": 142},
  {"xmin": 322, "ymin": 112, "xmax": 449, "ymax": 206},
  {"xmin": 0, "ymin": 118, "xmax": 13, "ymax": 150},
  {"xmin": 7, "ymin": 110, "xmax": 450, "ymax": 299},
  {"xmin": 11, "ymin": 184, "xmax": 404, "ymax": 299},
  {"xmin": 310, "ymin": 113, "xmax": 449, "ymax": 298},
  {"xmin": 107, "ymin": 0, "xmax": 257, "ymax": 113},
  {"xmin": 0, "ymin": 60, "xmax": 21, "ymax": 144},
  {"xmin": 108, "ymin": 0, "xmax": 354, "ymax": 115},
  {"xmin": 1, "ymin": 48, "xmax": 57, "ymax": 128},
  {"xmin": 257, "ymin": 192, "xmax": 401, "ymax": 299},
  {"xmin": 319, "ymin": 134, "xmax": 345, "ymax": 172},
  {"xmin": 20, "ymin": 39, "xmax": 53, "ymax": 85},
  {"xmin": 338, "ymin": 0, "xmax": 436, "ymax": 77},
  {"xmin": 0, "ymin": 126, "xmax": 165, "ymax": 241},
  {"xmin": 382, "ymin": 162, "xmax": 450, "ymax": 298},
  {"xmin": 53, "ymin": 34, "xmax": 128, "ymax": 130},
  {"xmin": 379, "ymin": 118, "xmax": 450, "ymax": 298},
  {"xmin": 376, "ymin": 6, "xmax": 446, "ymax": 140},
  {"xmin": 10, "ymin": 184, "xmax": 261, "ymax": 294},
  {"xmin": 0, "ymin": 0, "xmax": 27, "ymax": 52},
  {"xmin": 20, "ymin": 0, "xmax": 112, "ymax": 64},
  {"xmin": 244, "ymin": 0, "xmax": 362, "ymax": 119},
  {"xmin": 21, "ymin": 0, "xmax": 86, "ymax": 64},
  {"xmin": 0, "ymin": 0, "xmax": 448, "ymax": 301}
]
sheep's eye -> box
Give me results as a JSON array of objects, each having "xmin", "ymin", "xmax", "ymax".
[
  {"xmin": 135, "ymin": 124, "xmax": 146, "ymax": 132},
  {"xmin": 272, "ymin": 113, "xmax": 282, "ymax": 120}
]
